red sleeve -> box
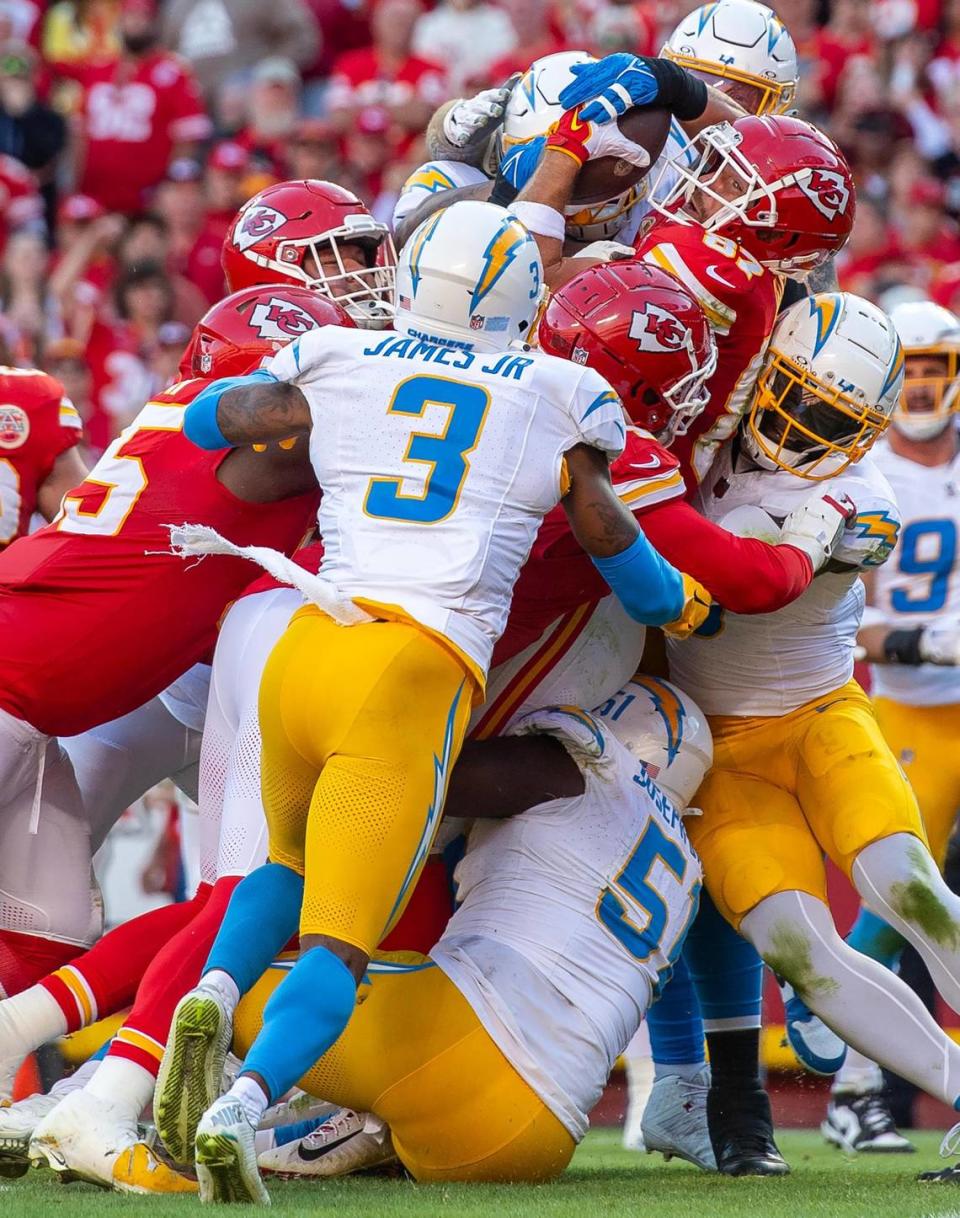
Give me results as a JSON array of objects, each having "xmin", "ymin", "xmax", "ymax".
[
  {"xmin": 638, "ymin": 497, "xmax": 813, "ymax": 614},
  {"xmin": 166, "ymin": 61, "xmax": 213, "ymax": 142}
]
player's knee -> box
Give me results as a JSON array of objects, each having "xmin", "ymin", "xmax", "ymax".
[{"xmin": 857, "ymin": 834, "xmax": 960, "ymax": 949}]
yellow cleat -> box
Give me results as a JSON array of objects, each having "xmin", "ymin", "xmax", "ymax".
[{"xmin": 112, "ymin": 1141, "xmax": 199, "ymax": 1195}]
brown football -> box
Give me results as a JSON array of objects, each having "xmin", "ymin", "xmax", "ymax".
[{"xmin": 569, "ymin": 107, "xmax": 671, "ymax": 208}]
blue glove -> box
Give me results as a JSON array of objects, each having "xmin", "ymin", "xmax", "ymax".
[
  {"xmin": 183, "ymin": 369, "xmax": 278, "ymax": 450},
  {"xmin": 498, "ymin": 135, "xmax": 546, "ymax": 193},
  {"xmin": 559, "ymin": 54, "xmax": 658, "ymax": 124}
]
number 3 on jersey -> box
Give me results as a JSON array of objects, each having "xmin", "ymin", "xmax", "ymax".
[
  {"xmin": 364, "ymin": 375, "xmax": 489, "ymax": 524},
  {"xmin": 597, "ymin": 818, "xmax": 699, "ymax": 989}
]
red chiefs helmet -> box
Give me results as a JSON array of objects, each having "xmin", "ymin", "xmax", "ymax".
[
  {"xmin": 221, "ymin": 180, "xmax": 396, "ymax": 328},
  {"xmin": 178, "ymin": 284, "xmax": 354, "ymax": 380},
  {"xmin": 539, "ymin": 261, "xmax": 717, "ymax": 443},
  {"xmin": 655, "ymin": 115, "xmax": 855, "ymax": 275}
]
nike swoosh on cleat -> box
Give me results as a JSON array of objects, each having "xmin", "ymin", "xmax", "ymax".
[{"xmin": 297, "ymin": 1130, "xmax": 362, "ymax": 1162}]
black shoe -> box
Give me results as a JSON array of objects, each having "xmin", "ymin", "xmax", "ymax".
[
  {"xmin": 822, "ymin": 1089, "xmax": 915, "ymax": 1153},
  {"xmin": 919, "ymin": 1162, "xmax": 960, "ymax": 1182},
  {"xmin": 708, "ymin": 1087, "xmax": 790, "ymax": 1177}
]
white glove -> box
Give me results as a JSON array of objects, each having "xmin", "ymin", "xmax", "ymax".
[
  {"xmin": 779, "ymin": 490, "xmax": 856, "ymax": 572},
  {"xmin": 919, "ymin": 620, "xmax": 960, "ymax": 666},
  {"xmin": 442, "ymin": 86, "xmax": 512, "ymax": 150}
]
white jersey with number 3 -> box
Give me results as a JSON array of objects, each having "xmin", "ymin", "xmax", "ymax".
[
  {"xmin": 870, "ymin": 440, "xmax": 960, "ymax": 706},
  {"xmin": 431, "ymin": 705, "xmax": 701, "ymax": 1140},
  {"xmin": 266, "ymin": 327, "xmax": 625, "ymax": 681}
]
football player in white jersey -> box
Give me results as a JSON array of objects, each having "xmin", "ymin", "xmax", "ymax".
[
  {"xmin": 780, "ymin": 302, "xmax": 960, "ymax": 1155},
  {"xmin": 393, "ymin": 2, "xmax": 798, "ymax": 248},
  {"xmin": 150, "ymin": 200, "xmax": 710, "ymax": 1203},
  {"xmin": 213, "ymin": 681, "xmax": 708, "ymax": 1184},
  {"xmin": 664, "ymin": 291, "xmax": 960, "ymax": 1161}
]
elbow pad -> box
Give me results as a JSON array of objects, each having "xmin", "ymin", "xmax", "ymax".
[
  {"xmin": 592, "ymin": 533, "xmax": 685, "ymax": 625},
  {"xmin": 183, "ymin": 370, "xmax": 278, "ymax": 451}
]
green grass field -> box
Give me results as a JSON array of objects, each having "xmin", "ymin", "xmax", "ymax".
[{"xmin": 3, "ymin": 1130, "xmax": 960, "ymax": 1218}]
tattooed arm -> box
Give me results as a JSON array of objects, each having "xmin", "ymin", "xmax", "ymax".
[
  {"xmin": 562, "ymin": 443, "xmax": 713, "ymax": 634},
  {"xmin": 182, "ymin": 375, "xmax": 312, "ymax": 450}
]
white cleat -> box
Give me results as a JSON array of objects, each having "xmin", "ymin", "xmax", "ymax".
[
  {"xmin": 822, "ymin": 1090, "xmax": 915, "ymax": 1154},
  {"xmin": 0, "ymin": 1091, "xmax": 60, "ymax": 1177},
  {"xmin": 640, "ymin": 1068, "xmax": 717, "ymax": 1172},
  {"xmin": 258, "ymin": 1109, "xmax": 396, "ymax": 1178},
  {"xmin": 259, "ymin": 1089, "xmax": 337, "ymax": 1131},
  {"xmin": 155, "ymin": 985, "xmax": 233, "ymax": 1166},
  {"xmin": 28, "ymin": 1089, "xmax": 137, "ymax": 1186},
  {"xmin": 195, "ymin": 1095, "xmax": 270, "ymax": 1205}
]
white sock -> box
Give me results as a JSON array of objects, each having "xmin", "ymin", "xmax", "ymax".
[
  {"xmin": 653, "ymin": 1060, "xmax": 709, "ymax": 1083},
  {"xmin": 834, "ymin": 1048, "xmax": 883, "ymax": 1096},
  {"xmin": 84, "ymin": 1056, "xmax": 155, "ymax": 1124},
  {"xmin": 49, "ymin": 1057, "xmax": 100, "ymax": 1099},
  {"xmin": 201, "ymin": 969, "xmax": 240, "ymax": 1010},
  {"xmin": 229, "ymin": 1074, "xmax": 270, "ymax": 1128},
  {"xmin": 0, "ymin": 985, "xmax": 68, "ymax": 1059}
]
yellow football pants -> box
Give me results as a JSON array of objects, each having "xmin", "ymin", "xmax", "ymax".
[
  {"xmin": 235, "ymin": 953, "xmax": 576, "ymax": 1182},
  {"xmin": 873, "ymin": 697, "xmax": 960, "ymax": 868},
  {"xmin": 258, "ymin": 606, "xmax": 474, "ymax": 953},
  {"xmin": 688, "ymin": 680, "xmax": 926, "ymax": 928}
]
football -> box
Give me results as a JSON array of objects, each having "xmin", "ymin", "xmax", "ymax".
[{"xmin": 569, "ymin": 107, "xmax": 672, "ymax": 207}]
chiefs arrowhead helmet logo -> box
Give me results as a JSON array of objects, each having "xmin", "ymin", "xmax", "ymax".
[
  {"xmin": 249, "ymin": 298, "xmax": 320, "ymax": 341},
  {"xmin": 628, "ymin": 303, "xmax": 686, "ymax": 354},
  {"xmin": 797, "ymin": 169, "xmax": 850, "ymax": 222},
  {"xmin": 234, "ymin": 205, "xmax": 289, "ymax": 252}
]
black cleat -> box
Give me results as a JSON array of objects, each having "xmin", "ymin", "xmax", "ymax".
[
  {"xmin": 708, "ymin": 1087, "xmax": 790, "ymax": 1177},
  {"xmin": 919, "ymin": 1162, "xmax": 960, "ymax": 1182},
  {"xmin": 822, "ymin": 1089, "xmax": 915, "ymax": 1154}
]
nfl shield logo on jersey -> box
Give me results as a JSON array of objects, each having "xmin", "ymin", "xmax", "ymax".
[
  {"xmin": 233, "ymin": 206, "xmax": 289, "ymax": 252},
  {"xmin": 629, "ymin": 303, "xmax": 685, "ymax": 353},
  {"xmin": 0, "ymin": 404, "xmax": 29, "ymax": 449},
  {"xmin": 250, "ymin": 298, "xmax": 321, "ymax": 341}
]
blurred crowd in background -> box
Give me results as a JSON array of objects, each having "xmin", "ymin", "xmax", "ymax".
[{"xmin": 0, "ymin": 0, "xmax": 959, "ymax": 454}]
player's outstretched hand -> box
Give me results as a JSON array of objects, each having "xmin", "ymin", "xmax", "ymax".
[
  {"xmin": 781, "ymin": 490, "xmax": 857, "ymax": 572},
  {"xmin": 920, "ymin": 619, "xmax": 960, "ymax": 666},
  {"xmin": 546, "ymin": 106, "xmax": 650, "ymax": 169},
  {"xmin": 559, "ymin": 54, "xmax": 659, "ymax": 123},
  {"xmin": 443, "ymin": 82, "xmax": 515, "ymax": 150}
]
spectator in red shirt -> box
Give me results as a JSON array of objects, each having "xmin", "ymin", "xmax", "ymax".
[
  {"xmin": 813, "ymin": 0, "xmax": 876, "ymax": 112},
  {"xmin": 327, "ymin": 0, "xmax": 447, "ymax": 137},
  {"xmin": 483, "ymin": 0, "xmax": 563, "ymax": 87},
  {"xmin": 897, "ymin": 177, "xmax": 960, "ymax": 278},
  {"xmin": 342, "ymin": 105, "xmax": 392, "ymax": 202},
  {"xmin": 234, "ymin": 56, "xmax": 302, "ymax": 177},
  {"xmin": 61, "ymin": 0, "xmax": 212, "ymax": 215},
  {"xmin": 117, "ymin": 213, "xmax": 207, "ymax": 326},
  {"xmin": 0, "ymin": 229, "xmax": 50, "ymax": 363},
  {"xmin": 185, "ymin": 140, "xmax": 252, "ymax": 304},
  {"xmin": 0, "ymin": 147, "xmax": 42, "ymax": 248},
  {"xmin": 286, "ymin": 117, "xmax": 343, "ymax": 183},
  {"xmin": 836, "ymin": 196, "xmax": 917, "ymax": 298},
  {"xmin": 41, "ymin": 335, "xmax": 96, "ymax": 458}
]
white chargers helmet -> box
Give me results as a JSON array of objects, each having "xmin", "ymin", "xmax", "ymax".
[
  {"xmin": 593, "ymin": 676, "xmax": 713, "ymax": 810},
  {"xmin": 744, "ymin": 292, "xmax": 903, "ymax": 481},
  {"xmin": 889, "ymin": 300, "xmax": 960, "ymax": 441},
  {"xmin": 395, "ymin": 200, "xmax": 544, "ymax": 351},
  {"xmin": 502, "ymin": 50, "xmax": 643, "ymax": 244},
  {"xmin": 662, "ymin": 0, "xmax": 799, "ymax": 117}
]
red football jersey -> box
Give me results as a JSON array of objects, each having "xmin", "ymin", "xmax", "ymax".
[
  {"xmin": 0, "ymin": 378, "xmax": 318, "ymax": 736},
  {"xmin": 66, "ymin": 52, "xmax": 212, "ymax": 213},
  {"xmin": 0, "ymin": 153, "xmax": 43, "ymax": 249},
  {"xmin": 634, "ymin": 220, "xmax": 783, "ymax": 489},
  {"xmin": 493, "ymin": 428, "xmax": 685, "ymax": 665},
  {"xmin": 0, "ymin": 367, "xmax": 82, "ymax": 549}
]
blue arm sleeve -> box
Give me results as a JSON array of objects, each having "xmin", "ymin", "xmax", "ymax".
[
  {"xmin": 182, "ymin": 370, "xmax": 279, "ymax": 450},
  {"xmin": 592, "ymin": 532, "xmax": 685, "ymax": 625}
]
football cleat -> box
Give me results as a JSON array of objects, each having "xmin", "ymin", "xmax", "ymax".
[
  {"xmin": 918, "ymin": 1162, "xmax": 960, "ymax": 1182},
  {"xmin": 821, "ymin": 1090, "xmax": 915, "ymax": 1154},
  {"xmin": 708, "ymin": 1087, "xmax": 790, "ymax": 1176},
  {"xmin": 155, "ymin": 985, "xmax": 234, "ymax": 1165},
  {"xmin": 28, "ymin": 1089, "xmax": 137, "ymax": 1186},
  {"xmin": 0, "ymin": 1091, "xmax": 60, "ymax": 1177},
  {"xmin": 640, "ymin": 1068, "xmax": 717, "ymax": 1171},
  {"xmin": 112, "ymin": 1140, "xmax": 199, "ymax": 1194},
  {"xmin": 259, "ymin": 1089, "xmax": 337, "ymax": 1131},
  {"xmin": 258, "ymin": 1108, "xmax": 396, "ymax": 1179},
  {"xmin": 778, "ymin": 979, "xmax": 847, "ymax": 1075},
  {"xmin": 195, "ymin": 1095, "xmax": 270, "ymax": 1205}
]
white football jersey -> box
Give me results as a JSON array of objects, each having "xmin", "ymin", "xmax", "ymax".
[
  {"xmin": 392, "ymin": 121, "xmax": 693, "ymax": 244},
  {"xmin": 870, "ymin": 440, "xmax": 960, "ymax": 706},
  {"xmin": 266, "ymin": 327, "xmax": 625, "ymax": 679},
  {"xmin": 431, "ymin": 705, "xmax": 701, "ymax": 1140},
  {"xmin": 666, "ymin": 444, "xmax": 900, "ymax": 716}
]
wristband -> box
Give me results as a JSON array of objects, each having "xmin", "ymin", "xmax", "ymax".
[
  {"xmin": 489, "ymin": 173, "xmax": 520, "ymax": 207},
  {"xmin": 646, "ymin": 58, "xmax": 708, "ymax": 121},
  {"xmin": 883, "ymin": 627, "xmax": 923, "ymax": 665},
  {"xmin": 183, "ymin": 370, "xmax": 278, "ymax": 451},
  {"xmin": 511, "ymin": 201, "xmax": 566, "ymax": 241},
  {"xmin": 592, "ymin": 532, "xmax": 684, "ymax": 625}
]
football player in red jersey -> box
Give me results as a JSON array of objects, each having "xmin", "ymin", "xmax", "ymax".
[
  {"xmin": 0, "ymin": 285, "xmax": 352, "ymax": 1013},
  {"xmin": 510, "ymin": 110, "xmax": 855, "ymax": 490},
  {"xmin": 221, "ymin": 180, "xmax": 397, "ymax": 330},
  {"xmin": 0, "ymin": 367, "xmax": 87, "ymax": 550}
]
